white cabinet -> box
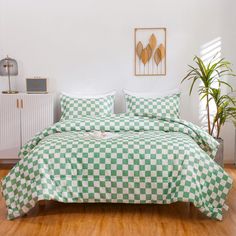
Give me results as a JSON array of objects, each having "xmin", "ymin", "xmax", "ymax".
[
  {"xmin": 0, "ymin": 93, "xmax": 54, "ymax": 159},
  {"xmin": 0, "ymin": 95, "xmax": 21, "ymax": 159}
]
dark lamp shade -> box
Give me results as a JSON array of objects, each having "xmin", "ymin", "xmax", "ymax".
[{"xmin": 0, "ymin": 57, "xmax": 18, "ymax": 76}]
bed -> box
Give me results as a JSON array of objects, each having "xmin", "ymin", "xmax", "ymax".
[{"xmin": 1, "ymin": 113, "xmax": 232, "ymax": 220}]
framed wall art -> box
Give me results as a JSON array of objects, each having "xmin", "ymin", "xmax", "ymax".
[{"xmin": 134, "ymin": 28, "xmax": 166, "ymax": 76}]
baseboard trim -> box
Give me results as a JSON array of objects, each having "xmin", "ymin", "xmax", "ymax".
[
  {"xmin": 0, "ymin": 159, "xmax": 19, "ymax": 167},
  {"xmin": 224, "ymin": 161, "xmax": 235, "ymax": 165}
]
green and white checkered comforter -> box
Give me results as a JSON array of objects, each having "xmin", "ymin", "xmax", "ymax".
[{"xmin": 1, "ymin": 114, "xmax": 233, "ymax": 220}]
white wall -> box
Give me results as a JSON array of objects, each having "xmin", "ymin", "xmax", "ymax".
[
  {"xmin": 0, "ymin": 0, "xmax": 235, "ymax": 162},
  {"xmin": 217, "ymin": 0, "xmax": 236, "ymax": 164}
]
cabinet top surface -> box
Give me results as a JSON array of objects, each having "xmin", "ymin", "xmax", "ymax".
[{"xmin": 0, "ymin": 93, "xmax": 54, "ymax": 97}]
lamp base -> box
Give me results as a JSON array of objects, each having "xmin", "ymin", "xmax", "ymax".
[{"xmin": 2, "ymin": 90, "xmax": 19, "ymax": 94}]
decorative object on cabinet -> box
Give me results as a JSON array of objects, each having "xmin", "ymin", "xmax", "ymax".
[
  {"xmin": 0, "ymin": 56, "xmax": 18, "ymax": 94},
  {"xmin": 134, "ymin": 28, "xmax": 166, "ymax": 76},
  {"xmin": 0, "ymin": 93, "xmax": 54, "ymax": 161},
  {"xmin": 26, "ymin": 77, "xmax": 48, "ymax": 94}
]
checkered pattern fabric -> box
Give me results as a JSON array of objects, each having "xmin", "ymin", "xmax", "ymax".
[
  {"xmin": 60, "ymin": 94, "xmax": 114, "ymax": 120},
  {"xmin": 1, "ymin": 114, "xmax": 232, "ymax": 220},
  {"xmin": 125, "ymin": 93, "xmax": 180, "ymax": 118}
]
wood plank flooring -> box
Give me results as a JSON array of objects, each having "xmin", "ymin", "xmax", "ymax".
[{"xmin": 0, "ymin": 165, "xmax": 236, "ymax": 236}]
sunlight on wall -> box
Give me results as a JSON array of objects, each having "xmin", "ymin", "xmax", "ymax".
[
  {"xmin": 199, "ymin": 37, "xmax": 222, "ymax": 133},
  {"xmin": 200, "ymin": 37, "xmax": 221, "ymax": 64}
]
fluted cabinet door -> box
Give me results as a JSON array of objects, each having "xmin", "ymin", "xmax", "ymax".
[
  {"xmin": 0, "ymin": 94, "xmax": 21, "ymax": 159},
  {"xmin": 20, "ymin": 94, "xmax": 54, "ymax": 145}
]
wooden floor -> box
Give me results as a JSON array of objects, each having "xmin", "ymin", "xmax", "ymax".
[{"xmin": 0, "ymin": 165, "xmax": 236, "ymax": 236}]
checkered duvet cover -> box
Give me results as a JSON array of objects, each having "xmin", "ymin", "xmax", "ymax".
[{"xmin": 1, "ymin": 114, "xmax": 233, "ymax": 220}]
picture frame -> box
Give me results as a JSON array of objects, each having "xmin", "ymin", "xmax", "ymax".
[{"xmin": 134, "ymin": 28, "xmax": 166, "ymax": 76}]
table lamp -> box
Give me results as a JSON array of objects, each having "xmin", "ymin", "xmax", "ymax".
[{"xmin": 0, "ymin": 56, "xmax": 18, "ymax": 94}]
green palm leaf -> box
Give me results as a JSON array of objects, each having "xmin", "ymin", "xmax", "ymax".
[{"xmin": 182, "ymin": 53, "xmax": 236, "ymax": 137}]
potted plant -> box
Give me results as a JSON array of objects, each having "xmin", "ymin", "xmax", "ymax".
[{"xmin": 182, "ymin": 55, "xmax": 236, "ymax": 167}]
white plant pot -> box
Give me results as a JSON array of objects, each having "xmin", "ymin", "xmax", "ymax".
[{"xmin": 214, "ymin": 138, "xmax": 224, "ymax": 168}]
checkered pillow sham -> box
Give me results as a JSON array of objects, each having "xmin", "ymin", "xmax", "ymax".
[
  {"xmin": 60, "ymin": 94, "xmax": 115, "ymax": 120},
  {"xmin": 125, "ymin": 93, "xmax": 180, "ymax": 118}
]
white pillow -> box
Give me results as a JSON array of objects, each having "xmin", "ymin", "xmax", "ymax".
[
  {"xmin": 123, "ymin": 88, "xmax": 180, "ymax": 98},
  {"xmin": 61, "ymin": 91, "xmax": 116, "ymax": 99}
]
